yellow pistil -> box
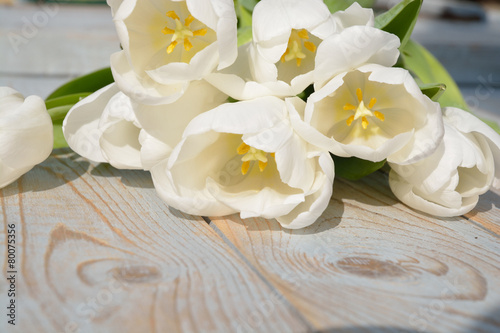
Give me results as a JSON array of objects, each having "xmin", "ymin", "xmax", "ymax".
[
  {"xmin": 237, "ymin": 142, "xmax": 273, "ymax": 175},
  {"xmin": 162, "ymin": 12, "xmax": 207, "ymax": 54},
  {"xmin": 344, "ymin": 88, "xmax": 385, "ymax": 129},
  {"xmin": 280, "ymin": 29, "xmax": 317, "ymax": 67}
]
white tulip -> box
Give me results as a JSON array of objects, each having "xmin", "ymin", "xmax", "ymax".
[
  {"xmin": 63, "ymin": 83, "xmax": 143, "ymax": 170},
  {"xmin": 63, "ymin": 80, "xmax": 227, "ymax": 170},
  {"xmin": 389, "ymin": 107, "xmax": 500, "ymax": 217},
  {"xmin": 0, "ymin": 87, "xmax": 53, "ymax": 188},
  {"xmin": 151, "ymin": 96, "xmax": 334, "ymax": 229},
  {"xmin": 250, "ymin": 0, "xmax": 334, "ymax": 91},
  {"xmin": 299, "ymin": 64, "xmax": 444, "ymax": 164},
  {"xmin": 108, "ymin": 0, "xmax": 237, "ymax": 104}
]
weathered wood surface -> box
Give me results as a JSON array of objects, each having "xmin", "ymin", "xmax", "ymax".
[
  {"xmin": 210, "ymin": 173, "xmax": 500, "ymax": 332},
  {"xmin": 1, "ymin": 2, "xmax": 500, "ymax": 333},
  {"xmin": 0, "ymin": 150, "xmax": 311, "ymax": 333},
  {"xmin": 0, "ymin": 149, "xmax": 499, "ymax": 333}
]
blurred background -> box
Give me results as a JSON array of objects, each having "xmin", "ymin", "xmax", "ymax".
[{"xmin": 0, "ymin": 0, "xmax": 499, "ymax": 123}]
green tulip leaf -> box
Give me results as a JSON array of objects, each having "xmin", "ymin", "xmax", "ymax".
[
  {"xmin": 401, "ymin": 39, "xmax": 469, "ymax": 111},
  {"xmin": 47, "ymin": 67, "xmax": 113, "ymax": 100},
  {"xmin": 45, "ymin": 92, "xmax": 91, "ymax": 110},
  {"xmin": 48, "ymin": 105, "xmax": 73, "ymax": 124},
  {"xmin": 332, "ymin": 155, "xmax": 386, "ymax": 181},
  {"xmin": 324, "ymin": 0, "xmax": 374, "ymax": 13},
  {"xmin": 238, "ymin": 0, "xmax": 259, "ymax": 12},
  {"xmin": 237, "ymin": 26, "xmax": 253, "ymax": 46},
  {"xmin": 47, "ymin": 104, "xmax": 74, "ymax": 148},
  {"xmin": 375, "ymin": 0, "xmax": 422, "ymax": 49},
  {"xmin": 52, "ymin": 123, "xmax": 67, "ymax": 149},
  {"xmin": 419, "ymin": 82, "xmax": 446, "ymax": 102}
]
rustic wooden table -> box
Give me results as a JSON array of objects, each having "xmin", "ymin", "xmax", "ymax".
[{"xmin": 1, "ymin": 2, "xmax": 500, "ymax": 333}]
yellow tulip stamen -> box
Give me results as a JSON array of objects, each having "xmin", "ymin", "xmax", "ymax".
[
  {"xmin": 162, "ymin": 11, "xmax": 208, "ymax": 54},
  {"xmin": 183, "ymin": 38, "xmax": 193, "ymax": 51},
  {"xmin": 356, "ymin": 88, "xmax": 363, "ymax": 103},
  {"xmin": 166, "ymin": 11, "xmax": 180, "ymax": 20},
  {"xmin": 241, "ymin": 161, "xmax": 251, "ymax": 175},
  {"xmin": 345, "ymin": 89, "xmax": 385, "ymax": 129},
  {"xmin": 298, "ymin": 29, "xmax": 309, "ymax": 39},
  {"xmin": 237, "ymin": 142, "xmax": 274, "ymax": 175},
  {"xmin": 166, "ymin": 41, "xmax": 178, "ymax": 54},
  {"xmin": 184, "ymin": 15, "xmax": 195, "ymax": 27},
  {"xmin": 162, "ymin": 27, "xmax": 175, "ymax": 35},
  {"xmin": 374, "ymin": 111, "xmax": 385, "ymax": 121},
  {"xmin": 304, "ymin": 41, "xmax": 316, "ymax": 53},
  {"xmin": 346, "ymin": 115, "xmax": 355, "ymax": 126},
  {"xmin": 193, "ymin": 28, "xmax": 207, "ymax": 36},
  {"xmin": 280, "ymin": 29, "xmax": 317, "ymax": 67},
  {"xmin": 344, "ymin": 103, "xmax": 356, "ymax": 111},
  {"xmin": 361, "ymin": 116, "xmax": 369, "ymax": 129}
]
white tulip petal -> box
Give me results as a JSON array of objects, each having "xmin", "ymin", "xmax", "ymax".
[
  {"xmin": 97, "ymin": 92, "xmax": 142, "ymax": 170},
  {"xmin": 332, "ymin": 2, "xmax": 375, "ymax": 31},
  {"xmin": 252, "ymin": 0, "xmax": 331, "ymax": 63},
  {"xmin": 0, "ymin": 87, "xmax": 52, "ymax": 188},
  {"xmin": 389, "ymin": 170, "xmax": 477, "ymax": 217},
  {"xmin": 314, "ymin": 26, "xmax": 400, "ymax": 88},
  {"xmin": 135, "ymin": 79, "xmax": 227, "ymax": 169},
  {"xmin": 444, "ymin": 107, "xmax": 500, "ymax": 189},
  {"xmin": 183, "ymin": 96, "xmax": 286, "ymax": 138},
  {"xmin": 0, "ymin": 95, "xmax": 53, "ymax": 169},
  {"xmin": 100, "ymin": 121, "xmax": 142, "ymax": 170},
  {"xmin": 276, "ymin": 152, "xmax": 334, "ymax": 229},
  {"xmin": 151, "ymin": 158, "xmax": 236, "ymax": 216},
  {"xmin": 0, "ymin": 163, "xmax": 33, "ymax": 188},
  {"xmin": 146, "ymin": 43, "xmax": 220, "ymax": 84},
  {"xmin": 139, "ymin": 131, "xmax": 172, "ymax": 170},
  {"xmin": 110, "ymin": 51, "xmax": 187, "ymax": 105},
  {"xmin": 106, "ymin": 0, "xmax": 123, "ymax": 16},
  {"xmin": 63, "ymin": 84, "xmax": 120, "ymax": 163}
]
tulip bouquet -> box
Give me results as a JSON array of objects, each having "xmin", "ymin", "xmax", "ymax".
[{"xmin": 2, "ymin": 0, "xmax": 500, "ymax": 229}]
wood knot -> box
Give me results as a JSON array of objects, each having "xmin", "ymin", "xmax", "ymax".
[
  {"xmin": 336, "ymin": 257, "xmax": 406, "ymax": 279},
  {"xmin": 111, "ymin": 264, "xmax": 163, "ymax": 284}
]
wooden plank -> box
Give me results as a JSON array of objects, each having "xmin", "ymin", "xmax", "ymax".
[
  {"xmin": 466, "ymin": 187, "xmax": 500, "ymax": 237},
  {"xmin": 0, "ymin": 149, "xmax": 311, "ymax": 333},
  {"xmin": 210, "ymin": 171, "xmax": 500, "ymax": 332},
  {"xmin": 0, "ymin": 4, "xmax": 119, "ymax": 76},
  {"xmin": 0, "ymin": 74, "xmax": 72, "ymax": 100}
]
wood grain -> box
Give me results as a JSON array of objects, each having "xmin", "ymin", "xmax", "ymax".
[
  {"xmin": 0, "ymin": 149, "xmax": 312, "ymax": 333},
  {"xmin": 210, "ymin": 171, "xmax": 500, "ymax": 333},
  {"xmin": 466, "ymin": 187, "xmax": 500, "ymax": 237}
]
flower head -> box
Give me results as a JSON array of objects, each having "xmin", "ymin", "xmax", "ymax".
[
  {"xmin": 151, "ymin": 96, "xmax": 334, "ymax": 229},
  {"xmin": 389, "ymin": 107, "xmax": 500, "ymax": 217},
  {"xmin": 249, "ymin": 0, "xmax": 334, "ymax": 90},
  {"xmin": 0, "ymin": 87, "xmax": 53, "ymax": 188},
  {"xmin": 108, "ymin": 0, "xmax": 237, "ymax": 104},
  {"xmin": 300, "ymin": 64, "xmax": 444, "ymax": 164}
]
